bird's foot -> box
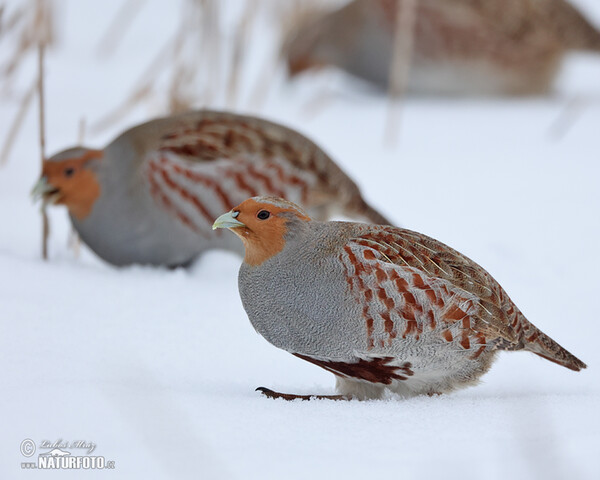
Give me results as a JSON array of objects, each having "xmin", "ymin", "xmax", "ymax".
[{"xmin": 256, "ymin": 387, "xmax": 348, "ymax": 401}]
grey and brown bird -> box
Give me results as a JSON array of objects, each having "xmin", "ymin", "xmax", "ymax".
[
  {"xmin": 213, "ymin": 196, "xmax": 586, "ymax": 400},
  {"xmin": 32, "ymin": 110, "xmax": 388, "ymax": 267},
  {"xmin": 284, "ymin": 0, "xmax": 600, "ymax": 95}
]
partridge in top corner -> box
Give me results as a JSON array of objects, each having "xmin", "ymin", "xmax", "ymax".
[
  {"xmin": 213, "ymin": 196, "xmax": 586, "ymax": 401},
  {"xmin": 285, "ymin": 0, "xmax": 600, "ymax": 95},
  {"xmin": 32, "ymin": 110, "xmax": 388, "ymax": 267}
]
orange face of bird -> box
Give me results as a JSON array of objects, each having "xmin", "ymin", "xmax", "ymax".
[
  {"xmin": 213, "ymin": 197, "xmax": 311, "ymax": 266},
  {"xmin": 32, "ymin": 148, "xmax": 103, "ymax": 220}
]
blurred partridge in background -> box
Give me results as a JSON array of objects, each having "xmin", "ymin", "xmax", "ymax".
[
  {"xmin": 214, "ymin": 197, "xmax": 586, "ymax": 400},
  {"xmin": 32, "ymin": 110, "xmax": 389, "ymax": 267},
  {"xmin": 285, "ymin": 0, "xmax": 600, "ymax": 95}
]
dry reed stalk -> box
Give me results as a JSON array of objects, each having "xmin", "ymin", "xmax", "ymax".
[
  {"xmin": 2, "ymin": 1, "xmax": 53, "ymax": 96},
  {"xmin": 247, "ymin": 0, "xmax": 302, "ymax": 111},
  {"xmin": 78, "ymin": 117, "xmax": 87, "ymax": 144},
  {"xmin": 37, "ymin": 44, "xmax": 46, "ymax": 160},
  {"xmin": 1, "ymin": 4, "xmax": 26, "ymax": 37},
  {"xmin": 198, "ymin": 0, "xmax": 220, "ymax": 106},
  {"xmin": 90, "ymin": 83, "xmax": 154, "ymax": 134},
  {"xmin": 94, "ymin": 0, "xmax": 277, "ymax": 131},
  {"xmin": 279, "ymin": 0, "xmax": 342, "ymax": 118},
  {"xmin": 384, "ymin": 0, "xmax": 417, "ymax": 147},
  {"xmin": 26, "ymin": 0, "xmax": 55, "ymax": 260},
  {"xmin": 0, "ymin": 5, "xmax": 26, "ymax": 97},
  {"xmin": 93, "ymin": 0, "xmax": 220, "ymax": 129},
  {"xmin": 167, "ymin": 1, "xmax": 197, "ymax": 113},
  {"xmin": 90, "ymin": 33, "xmax": 177, "ymax": 134},
  {"xmin": 249, "ymin": 0, "xmax": 332, "ymax": 111},
  {"xmin": 37, "ymin": 41, "xmax": 49, "ymax": 260},
  {"xmin": 66, "ymin": 116, "xmax": 87, "ymax": 259},
  {"xmin": 168, "ymin": 63, "xmax": 193, "ymax": 114},
  {"xmin": 547, "ymin": 96, "xmax": 586, "ymax": 141},
  {"xmin": 277, "ymin": 0, "xmax": 328, "ymax": 57},
  {"xmin": 96, "ymin": 0, "xmax": 146, "ymax": 58},
  {"xmin": 67, "ymin": 225, "xmax": 81, "ymax": 258},
  {"xmin": 0, "ymin": 4, "xmax": 25, "ymax": 40},
  {"xmin": 1, "ymin": 0, "xmax": 54, "ymax": 169},
  {"xmin": 0, "ymin": 79, "xmax": 36, "ymax": 166},
  {"xmin": 2, "ymin": 7, "xmax": 31, "ymax": 79},
  {"xmin": 227, "ymin": 0, "xmax": 257, "ymax": 108}
]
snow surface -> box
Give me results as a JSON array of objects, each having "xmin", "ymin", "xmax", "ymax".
[{"xmin": 1, "ymin": 1, "xmax": 600, "ymax": 479}]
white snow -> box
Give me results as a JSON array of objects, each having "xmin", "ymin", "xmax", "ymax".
[{"xmin": 1, "ymin": 1, "xmax": 599, "ymax": 479}]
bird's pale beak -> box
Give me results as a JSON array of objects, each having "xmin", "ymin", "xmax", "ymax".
[
  {"xmin": 212, "ymin": 211, "xmax": 245, "ymax": 230},
  {"xmin": 31, "ymin": 176, "xmax": 61, "ymax": 204}
]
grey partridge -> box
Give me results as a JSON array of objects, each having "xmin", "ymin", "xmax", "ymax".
[
  {"xmin": 285, "ymin": 0, "xmax": 600, "ymax": 95},
  {"xmin": 32, "ymin": 110, "xmax": 389, "ymax": 267},
  {"xmin": 213, "ymin": 196, "xmax": 586, "ymax": 400}
]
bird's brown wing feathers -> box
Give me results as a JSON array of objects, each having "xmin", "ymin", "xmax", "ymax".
[
  {"xmin": 340, "ymin": 226, "xmax": 525, "ymax": 354},
  {"xmin": 341, "ymin": 225, "xmax": 586, "ymax": 371}
]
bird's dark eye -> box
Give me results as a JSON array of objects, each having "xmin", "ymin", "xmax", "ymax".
[
  {"xmin": 64, "ymin": 167, "xmax": 75, "ymax": 177},
  {"xmin": 257, "ymin": 210, "xmax": 270, "ymax": 220}
]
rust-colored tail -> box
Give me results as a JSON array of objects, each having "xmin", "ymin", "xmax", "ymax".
[{"xmin": 525, "ymin": 328, "xmax": 587, "ymax": 372}]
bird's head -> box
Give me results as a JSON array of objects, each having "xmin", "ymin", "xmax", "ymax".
[
  {"xmin": 32, "ymin": 147, "xmax": 103, "ymax": 220},
  {"xmin": 213, "ymin": 196, "xmax": 312, "ymax": 266}
]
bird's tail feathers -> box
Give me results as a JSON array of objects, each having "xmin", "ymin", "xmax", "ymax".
[{"xmin": 525, "ymin": 328, "xmax": 587, "ymax": 372}]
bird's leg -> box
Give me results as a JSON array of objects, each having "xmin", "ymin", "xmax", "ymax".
[{"xmin": 256, "ymin": 387, "xmax": 349, "ymax": 401}]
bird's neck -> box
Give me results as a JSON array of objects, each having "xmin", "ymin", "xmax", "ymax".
[{"xmin": 235, "ymin": 229, "xmax": 286, "ymax": 267}]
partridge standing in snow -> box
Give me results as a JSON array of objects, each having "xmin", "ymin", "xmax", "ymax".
[
  {"xmin": 32, "ymin": 110, "xmax": 388, "ymax": 267},
  {"xmin": 213, "ymin": 197, "xmax": 586, "ymax": 400},
  {"xmin": 285, "ymin": 0, "xmax": 600, "ymax": 95}
]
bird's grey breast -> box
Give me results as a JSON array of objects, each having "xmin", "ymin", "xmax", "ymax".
[{"xmin": 238, "ymin": 222, "xmax": 364, "ymax": 357}]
